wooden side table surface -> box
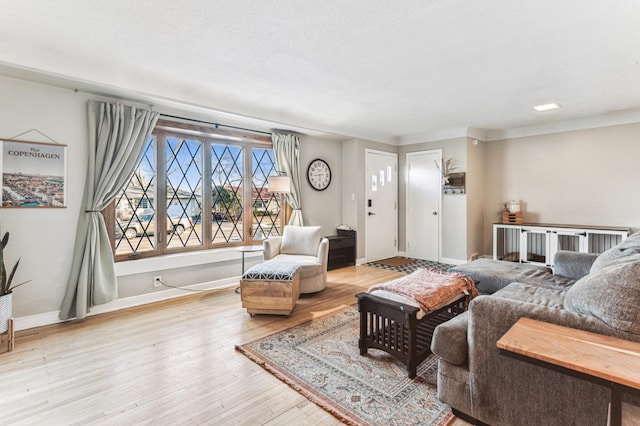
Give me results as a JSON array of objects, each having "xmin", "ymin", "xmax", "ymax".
[{"xmin": 497, "ymin": 317, "xmax": 640, "ymax": 425}]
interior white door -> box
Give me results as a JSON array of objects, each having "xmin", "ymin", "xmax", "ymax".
[
  {"xmin": 406, "ymin": 150, "xmax": 441, "ymax": 261},
  {"xmin": 365, "ymin": 150, "xmax": 397, "ymax": 261}
]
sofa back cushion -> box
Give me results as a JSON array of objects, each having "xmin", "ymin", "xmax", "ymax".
[
  {"xmin": 280, "ymin": 225, "xmax": 322, "ymax": 256},
  {"xmin": 565, "ymin": 260, "xmax": 640, "ymax": 335},
  {"xmin": 590, "ymin": 231, "xmax": 640, "ymax": 273}
]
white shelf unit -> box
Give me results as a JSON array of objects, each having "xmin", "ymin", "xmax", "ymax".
[{"xmin": 493, "ymin": 223, "xmax": 629, "ymax": 268}]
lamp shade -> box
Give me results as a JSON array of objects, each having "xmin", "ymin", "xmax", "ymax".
[{"xmin": 268, "ymin": 175, "xmax": 291, "ymax": 194}]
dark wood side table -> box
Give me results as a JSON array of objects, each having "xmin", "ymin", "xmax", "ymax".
[
  {"xmin": 497, "ymin": 317, "xmax": 640, "ymax": 426},
  {"xmin": 326, "ymin": 230, "xmax": 356, "ymax": 270}
]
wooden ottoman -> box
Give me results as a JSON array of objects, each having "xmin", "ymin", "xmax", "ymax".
[
  {"xmin": 240, "ymin": 263, "xmax": 301, "ymax": 316},
  {"xmin": 356, "ymin": 269, "xmax": 476, "ymax": 378}
]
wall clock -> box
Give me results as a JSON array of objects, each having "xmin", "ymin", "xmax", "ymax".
[{"xmin": 307, "ymin": 158, "xmax": 331, "ymax": 191}]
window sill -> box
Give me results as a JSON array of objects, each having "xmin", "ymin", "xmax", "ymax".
[{"xmin": 115, "ymin": 246, "xmax": 263, "ymax": 277}]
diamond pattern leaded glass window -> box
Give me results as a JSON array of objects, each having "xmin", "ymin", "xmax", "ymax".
[
  {"xmin": 112, "ymin": 123, "xmax": 280, "ymax": 260},
  {"xmin": 211, "ymin": 144, "xmax": 244, "ymax": 244},
  {"xmin": 115, "ymin": 137, "xmax": 157, "ymax": 256},
  {"xmin": 166, "ymin": 138, "xmax": 202, "ymax": 249},
  {"xmin": 252, "ymin": 148, "xmax": 282, "ymax": 240}
]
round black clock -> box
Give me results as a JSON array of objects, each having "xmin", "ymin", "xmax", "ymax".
[{"xmin": 307, "ymin": 158, "xmax": 331, "ymax": 191}]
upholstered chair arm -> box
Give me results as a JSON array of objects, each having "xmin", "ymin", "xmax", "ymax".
[
  {"xmin": 317, "ymin": 238, "xmax": 329, "ymax": 268},
  {"xmin": 263, "ymin": 236, "xmax": 283, "ymax": 260}
]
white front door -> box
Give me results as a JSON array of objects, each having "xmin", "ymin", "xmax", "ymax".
[
  {"xmin": 406, "ymin": 150, "xmax": 441, "ymax": 261},
  {"xmin": 365, "ymin": 150, "xmax": 398, "ymax": 261}
]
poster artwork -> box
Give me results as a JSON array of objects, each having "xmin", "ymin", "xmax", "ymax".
[{"xmin": 1, "ymin": 140, "xmax": 67, "ymax": 207}]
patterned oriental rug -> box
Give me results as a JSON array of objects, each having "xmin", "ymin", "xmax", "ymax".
[{"xmin": 236, "ymin": 307, "xmax": 453, "ymax": 426}]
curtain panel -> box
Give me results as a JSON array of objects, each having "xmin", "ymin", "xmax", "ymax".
[
  {"xmin": 272, "ymin": 132, "xmax": 303, "ymax": 226},
  {"xmin": 59, "ymin": 101, "xmax": 159, "ymax": 320}
]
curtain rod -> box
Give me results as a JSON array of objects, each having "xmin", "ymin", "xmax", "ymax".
[{"xmin": 159, "ymin": 113, "xmax": 272, "ymax": 136}]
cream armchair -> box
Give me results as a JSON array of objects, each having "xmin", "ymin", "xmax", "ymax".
[{"xmin": 263, "ymin": 225, "xmax": 329, "ymax": 293}]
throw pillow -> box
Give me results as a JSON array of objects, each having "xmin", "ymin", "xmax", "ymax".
[
  {"xmin": 565, "ymin": 260, "xmax": 640, "ymax": 335},
  {"xmin": 590, "ymin": 231, "xmax": 640, "ymax": 273},
  {"xmin": 280, "ymin": 225, "xmax": 322, "ymax": 256}
]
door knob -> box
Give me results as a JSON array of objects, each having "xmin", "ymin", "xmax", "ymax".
[
  {"xmin": 433, "ymin": 211, "xmax": 438, "ymax": 215},
  {"xmin": 368, "ymin": 212, "xmax": 376, "ymax": 216}
]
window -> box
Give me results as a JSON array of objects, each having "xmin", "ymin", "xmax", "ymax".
[{"xmin": 112, "ymin": 119, "xmax": 282, "ymax": 261}]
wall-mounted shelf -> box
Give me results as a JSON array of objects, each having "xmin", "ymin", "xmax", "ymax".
[{"xmin": 443, "ymin": 172, "xmax": 465, "ymax": 194}]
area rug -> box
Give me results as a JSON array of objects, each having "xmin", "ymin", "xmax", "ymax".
[
  {"xmin": 236, "ymin": 307, "xmax": 453, "ymax": 426},
  {"xmin": 367, "ymin": 257, "xmax": 453, "ymax": 275}
]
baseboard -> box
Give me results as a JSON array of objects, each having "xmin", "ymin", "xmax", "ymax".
[{"xmin": 14, "ymin": 276, "xmax": 240, "ymax": 331}]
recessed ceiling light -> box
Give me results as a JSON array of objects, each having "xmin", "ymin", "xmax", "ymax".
[{"xmin": 534, "ymin": 102, "xmax": 560, "ymax": 112}]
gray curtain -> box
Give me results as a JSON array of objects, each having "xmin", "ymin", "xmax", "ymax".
[
  {"xmin": 59, "ymin": 101, "xmax": 159, "ymax": 320},
  {"xmin": 272, "ymin": 132, "xmax": 303, "ymax": 226}
]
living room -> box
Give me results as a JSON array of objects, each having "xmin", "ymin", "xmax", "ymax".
[{"xmin": 1, "ymin": 2, "xmax": 640, "ymax": 424}]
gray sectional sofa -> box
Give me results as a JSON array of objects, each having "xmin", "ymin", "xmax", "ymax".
[{"xmin": 431, "ymin": 232, "xmax": 640, "ymax": 425}]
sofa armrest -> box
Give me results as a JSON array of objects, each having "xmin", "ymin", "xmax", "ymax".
[
  {"xmin": 553, "ymin": 250, "xmax": 598, "ymax": 280},
  {"xmin": 465, "ymin": 294, "xmax": 639, "ymax": 425},
  {"xmin": 317, "ymin": 238, "xmax": 329, "ymax": 268},
  {"xmin": 431, "ymin": 311, "xmax": 469, "ymax": 365},
  {"xmin": 263, "ymin": 236, "xmax": 282, "ymax": 260}
]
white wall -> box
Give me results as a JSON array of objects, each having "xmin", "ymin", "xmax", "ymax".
[
  {"xmin": 0, "ymin": 75, "xmax": 88, "ymax": 319},
  {"xmin": 483, "ymin": 122, "xmax": 640, "ymax": 254},
  {"xmin": 299, "ymin": 136, "xmax": 343, "ymax": 235},
  {"xmin": 0, "ymin": 76, "xmax": 344, "ymax": 323},
  {"xmin": 465, "ymin": 137, "xmax": 486, "ymax": 259}
]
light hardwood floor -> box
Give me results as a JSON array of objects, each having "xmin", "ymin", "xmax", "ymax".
[{"xmin": 1, "ymin": 265, "xmax": 468, "ymax": 425}]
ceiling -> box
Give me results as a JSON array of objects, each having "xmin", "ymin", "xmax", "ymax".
[{"xmin": 1, "ymin": 1, "xmax": 640, "ymax": 144}]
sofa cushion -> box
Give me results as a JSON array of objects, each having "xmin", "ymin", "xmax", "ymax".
[
  {"xmin": 553, "ymin": 251, "xmax": 598, "ymax": 281},
  {"xmin": 449, "ymin": 259, "xmax": 573, "ymax": 294},
  {"xmin": 269, "ymin": 254, "xmax": 322, "ymax": 278},
  {"xmin": 565, "ymin": 260, "xmax": 640, "ymax": 335},
  {"xmin": 492, "ymin": 282, "xmax": 567, "ymax": 309},
  {"xmin": 590, "ymin": 231, "xmax": 640, "ymax": 273},
  {"xmin": 280, "ymin": 226, "xmax": 322, "ymax": 256},
  {"xmin": 242, "ymin": 262, "xmax": 300, "ymax": 281}
]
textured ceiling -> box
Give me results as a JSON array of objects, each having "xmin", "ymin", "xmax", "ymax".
[{"xmin": 1, "ymin": 1, "xmax": 639, "ymax": 143}]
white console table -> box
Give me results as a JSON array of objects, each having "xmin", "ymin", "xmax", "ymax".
[{"xmin": 493, "ymin": 223, "xmax": 629, "ymax": 268}]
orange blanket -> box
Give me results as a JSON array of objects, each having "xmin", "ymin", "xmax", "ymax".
[{"xmin": 368, "ymin": 268, "xmax": 478, "ymax": 312}]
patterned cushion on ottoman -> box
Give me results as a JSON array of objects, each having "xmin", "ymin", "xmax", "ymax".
[{"xmin": 242, "ymin": 262, "xmax": 300, "ymax": 281}]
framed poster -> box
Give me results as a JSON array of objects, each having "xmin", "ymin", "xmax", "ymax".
[{"xmin": 1, "ymin": 139, "xmax": 67, "ymax": 207}]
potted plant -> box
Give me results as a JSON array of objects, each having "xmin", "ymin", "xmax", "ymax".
[{"xmin": 0, "ymin": 230, "xmax": 28, "ymax": 334}]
